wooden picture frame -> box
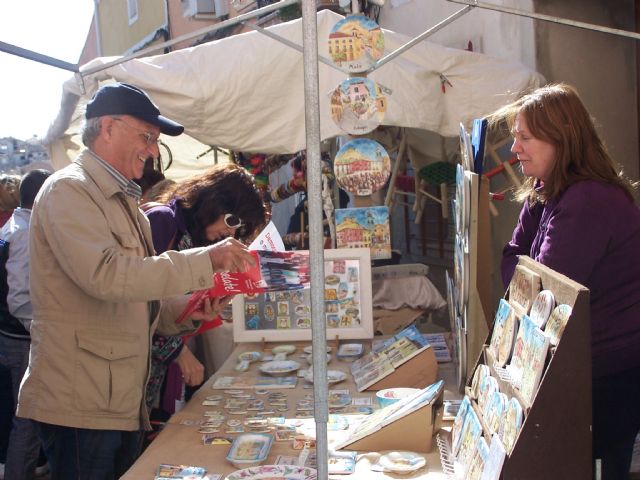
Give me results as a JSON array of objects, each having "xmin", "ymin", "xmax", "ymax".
[{"xmin": 232, "ymin": 248, "xmax": 373, "ymax": 342}]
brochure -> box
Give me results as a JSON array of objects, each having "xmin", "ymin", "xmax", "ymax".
[
  {"xmin": 333, "ymin": 380, "xmax": 444, "ymax": 450},
  {"xmin": 351, "ymin": 325, "xmax": 431, "ymax": 391},
  {"xmin": 176, "ymin": 250, "xmax": 310, "ymax": 324}
]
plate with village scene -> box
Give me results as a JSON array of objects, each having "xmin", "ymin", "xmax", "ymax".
[
  {"xmin": 334, "ymin": 138, "xmax": 391, "ymax": 196},
  {"xmin": 330, "ymin": 77, "xmax": 387, "ymax": 135},
  {"xmin": 328, "ymin": 15, "xmax": 384, "ymax": 73}
]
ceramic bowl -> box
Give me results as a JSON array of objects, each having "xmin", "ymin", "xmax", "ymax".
[{"xmin": 376, "ymin": 387, "xmax": 420, "ymax": 408}]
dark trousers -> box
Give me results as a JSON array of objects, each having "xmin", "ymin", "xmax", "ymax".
[
  {"xmin": 0, "ymin": 364, "xmax": 12, "ymax": 463},
  {"xmin": 36, "ymin": 422, "xmax": 144, "ymax": 480},
  {"xmin": 593, "ymin": 366, "xmax": 640, "ymax": 479}
]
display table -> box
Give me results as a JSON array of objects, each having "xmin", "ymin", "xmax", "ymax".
[{"xmin": 122, "ymin": 341, "xmax": 458, "ymax": 479}]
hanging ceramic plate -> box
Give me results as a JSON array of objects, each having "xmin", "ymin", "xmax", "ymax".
[
  {"xmin": 330, "ymin": 78, "xmax": 387, "ymax": 135},
  {"xmin": 379, "ymin": 451, "xmax": 427, "ymax": 474},
  {"xmin": 529, "ymin": 290, "xmax": 556, "ymax": 329},
  {"xmin": 334, "ymin": 138, "xmax": 391, "ymax": 196},
  {"xmin": 545, "ymin": 304, "xmax": 573, "ymax": 346},
  {"xmin": 225, "ymin": 465, "xmax": 317, "ymax": 480},
  {"xmin": 259, "ymin": 360, "xmax": 301, "ymax": 376},
  {"xmin": 328, "ymin": 15, "xmax": 384, "ymax": 73}
]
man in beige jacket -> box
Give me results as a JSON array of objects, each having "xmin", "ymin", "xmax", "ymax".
[{"xmin": 16, "ymin": 83, "xmax": 254, "ymax": 479}]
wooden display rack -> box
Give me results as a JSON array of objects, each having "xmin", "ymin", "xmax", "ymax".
[
  {"xmin": 341, "ymin": 388, "xmax": 444, "ymax": 453},
  {"xmin": 474, "ymin": 256, "xmax": 592, "ymax": 479}
]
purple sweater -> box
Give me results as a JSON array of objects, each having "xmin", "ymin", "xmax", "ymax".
[{"xmin": 502, "ymin": 180, "xmax": 640, "ymax": 378}]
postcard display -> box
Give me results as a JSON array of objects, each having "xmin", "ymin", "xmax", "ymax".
[
  {"xmin": 438, "ymin": 256, "xmax": 591, "ymax": 479},
  {"xmin": 449, "ymin": 151, "xmax": 493, "ymax": 392}
]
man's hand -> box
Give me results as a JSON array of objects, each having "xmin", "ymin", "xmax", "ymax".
[
  {"xmin": 207, "ymin": 238, "xmax": 255, "ymax": 273},
  {"xmin": 176, "ymin": 345, "xmax": 204, "ymax": 387},
  {"xmin": 189, "ymin": 295, "xmax": 233, "ymax": 322}
]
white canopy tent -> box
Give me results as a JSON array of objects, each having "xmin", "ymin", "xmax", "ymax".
[{"xmin": 43, "ymin": 9, "xmax": 543, "ymax": 175}]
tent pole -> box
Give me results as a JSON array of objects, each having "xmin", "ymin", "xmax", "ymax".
[
  {"xmin": 245, "ymin": 23, "xmax": 341, "ymax": 72},
  {"xmin": 447, "ymin": 0, "xmax": 640, "ymax": 41},
  {"xmin": 0, "ymin": 41, "xmax": 78, "ymax": 73},
  {"xmin": 301, "ymin": 1, "xmax": 329, "ymax": 478},
  {"xmin": 366, "ymin": 4, "xmax": 473, "ymax": 73}
]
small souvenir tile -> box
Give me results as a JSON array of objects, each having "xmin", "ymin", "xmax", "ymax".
[
  {"xmin": 477, "ymin": 375, "xmax": 499, "ymax": 416},
  {"xmin": 508, "ymin": 265, "xmax": 542, "ymax": 317},
  {"xmin": 470, "ymin": 364, "xmax": 490, "ymax": 400},
  {"xmin": 483, "ymin": 391, "xmax": 508, "ymax": 435},
  {"xmin": 500, "ymin": 397, "xmax": 524, "ymax": 454}
]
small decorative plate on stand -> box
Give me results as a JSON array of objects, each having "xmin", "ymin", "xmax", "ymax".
[
  {"xmin": 500, "ymin": 397, "xmax": 524, "ymax": 454},
  {"xmin": 529, "ymin": 289, "xmax": 556, "ymax": 329},
  {"xmin": 545, "ymin": 304, "xmax": 573, "ymax": 346}
]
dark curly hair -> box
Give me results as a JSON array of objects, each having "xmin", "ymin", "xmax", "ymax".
[{"xmin": 157, "ymin": 163, "xmax": 267, "ymax": 247}]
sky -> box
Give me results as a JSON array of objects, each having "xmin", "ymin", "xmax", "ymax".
[{"xmin": 0, "ymin": 1, "xmax": 94, "ymax": 140}]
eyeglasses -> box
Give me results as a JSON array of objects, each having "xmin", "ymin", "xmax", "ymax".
[
  {"xmin": 112, "ymin": 117, "xmax": 160, "ymax": 147},
  {"xmin": 224, "ymin": 213, "xmax": 244, "ymax": 229}
]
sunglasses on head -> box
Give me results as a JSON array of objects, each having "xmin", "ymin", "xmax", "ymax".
[{"xmin": 224, "ymin": 213, "xmax": 244, "ymax": 229}]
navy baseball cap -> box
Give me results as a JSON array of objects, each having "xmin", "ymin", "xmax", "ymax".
[{"xmin": 85, "ymin": 83, "xmax": 184, "ymax": 136}]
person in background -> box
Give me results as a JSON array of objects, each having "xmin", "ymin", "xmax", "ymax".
[
  {"xmin": 0, "ymin": 169, "xmax": 51, "ymax": 480},
  {"xmin": 0, "ymin": 176, "xmax": 20, "ymax": 228},
  {"xmin": 143, "ymin": 163, "xmax": 267, "ymax": 422},
  {"xmin": 15, "ymin": 82, "xmax": 255, "ymax": 479},
  {"xmin": 493, "ymin": 83, "xmax": 640, "ymax": 479},
  {"xmin": 0, "ymin": 174, "xmax": 20, "ymax": 479}
]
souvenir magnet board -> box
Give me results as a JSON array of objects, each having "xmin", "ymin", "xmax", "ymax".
[{"xmin": 232, "ymin": 248, "xmax": 373, "ymax": 342}]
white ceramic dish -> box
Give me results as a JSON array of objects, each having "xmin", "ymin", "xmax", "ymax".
[
  {"xmin": 336, "ymin": 343, "xmax": 364, "ymax": 362},
  {"xmin": 225, "ymin": 433, "xmax": 274, "ymax": 469},
  {"xmin": 303, "ymin": 369, "xmax": 347, "ymax": 385},
  {"xmin": 259, "ymin": 360, "xmax": 301, "ymax": 376},
  {"xmin": 379, "ymin": 451, "xmax": 427, "ymax": 473}
]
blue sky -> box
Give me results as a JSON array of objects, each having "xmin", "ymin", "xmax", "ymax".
[{"xmin": 0, "ymin": 1, "xmax": 94, "ymax": 140}]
